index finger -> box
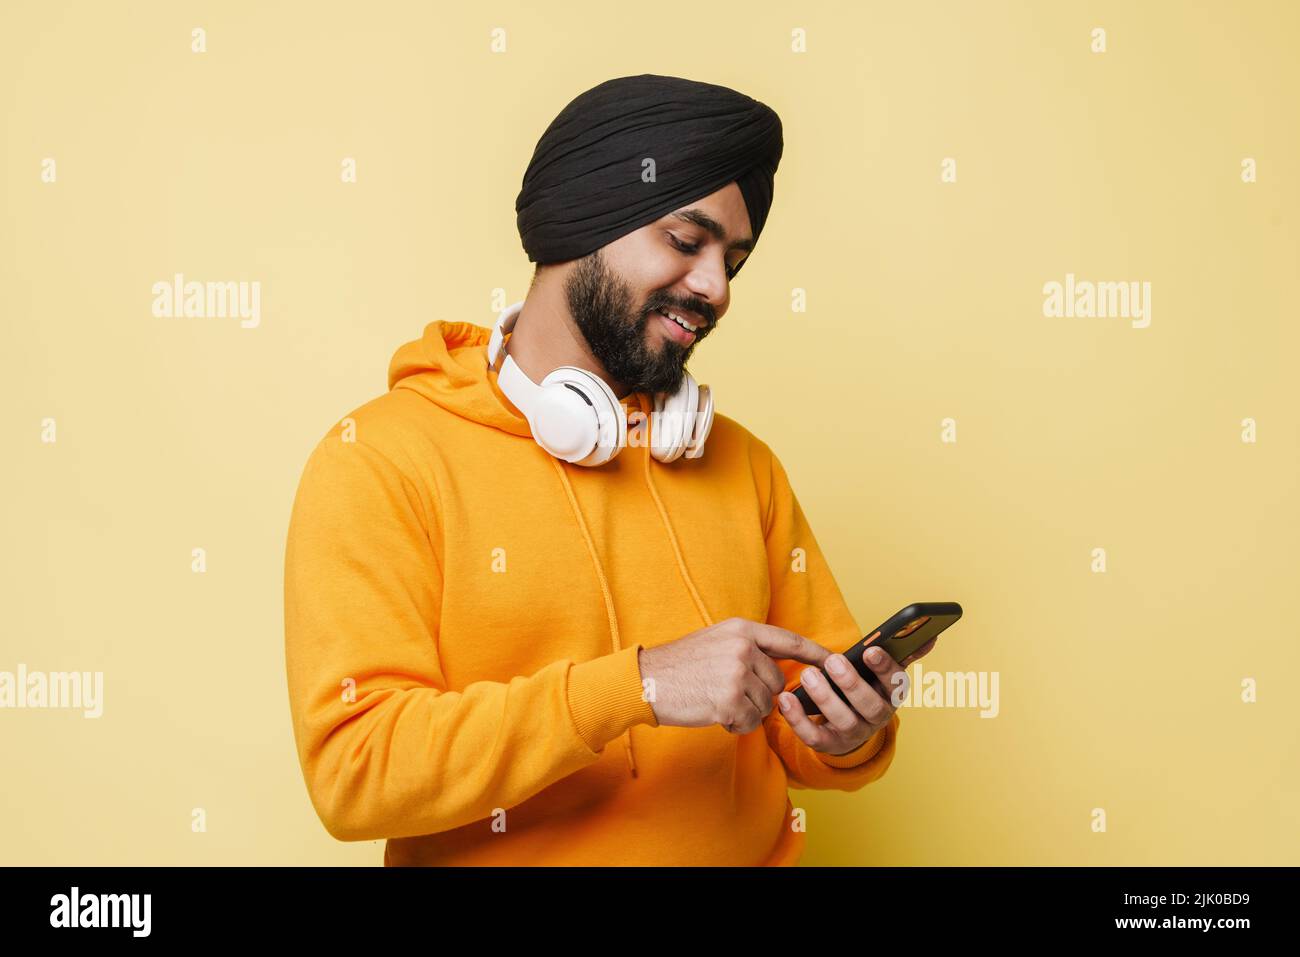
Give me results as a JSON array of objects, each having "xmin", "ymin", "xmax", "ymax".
[
  {"xmin": 900, "ymin": 636, "xmax": 939, "ymax": 668},
  {"xmin": 747, "ymin": 621, "xmax": 831, "ymax": 668}
]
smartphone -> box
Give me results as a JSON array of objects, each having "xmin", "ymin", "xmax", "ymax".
[{"xmin": 790, "ymin": 602, "xmax": 963, "ymax": 717}]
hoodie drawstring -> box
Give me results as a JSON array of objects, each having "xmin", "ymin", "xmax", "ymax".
[
  {"xmin": 549, "ymin": 455, "xmax": 642, "ymax": 778},
  {"xmin": 640, "ymin": 438, "xmax": 715, "ymax": 632},
  {"xmin": 548, "ymin": 400, "xmax": 716, "ymax": 779}
]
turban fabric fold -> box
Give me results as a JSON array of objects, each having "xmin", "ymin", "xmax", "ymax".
[{"xmin": 515, "ymin": 74, "xmax": 784, "ymax": 278}]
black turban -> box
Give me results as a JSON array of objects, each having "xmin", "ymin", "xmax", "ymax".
[{"xmin": 515, "ymin": 74, "xmax": 783, "ymax": 279}]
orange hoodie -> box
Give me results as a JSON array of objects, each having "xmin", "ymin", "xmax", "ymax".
[{"xmin": 283, "ymin": 318, "xmax": 900, "ymax": 866}]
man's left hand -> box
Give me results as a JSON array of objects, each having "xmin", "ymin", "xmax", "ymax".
[{"xmin": 778, "ymin": 636, "xmax": 939, "ymax": 756}]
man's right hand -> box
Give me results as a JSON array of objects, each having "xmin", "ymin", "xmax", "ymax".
[{"xmin": 636, "ymin": 618, "xmax": 832, "ymax": 733}]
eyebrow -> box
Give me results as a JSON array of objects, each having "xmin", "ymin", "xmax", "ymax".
[{"xmin": 669, "ymin": 208, "xmax": 755, "ymax": 253}]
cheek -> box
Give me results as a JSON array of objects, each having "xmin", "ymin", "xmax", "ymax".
[{"xmin": 621, "ymin": 237, "xmax": 686, "ymax": 287}]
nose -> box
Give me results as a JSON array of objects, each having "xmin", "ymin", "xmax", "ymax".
[
  {"xmin": 682, "ymin": 272, "xmax": 726, "ymax": 324},
  {"xmin": 688, "ymin": 250, "xmax": 732, "ymax": 299}
]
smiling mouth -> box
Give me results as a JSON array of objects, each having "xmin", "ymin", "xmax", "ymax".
[
  {"xmin": 654, "ymin": 308, "xmax": 702, "ymax": 344},
  {"xmin": 655, "ymin": 307, "xmax": 704, "ymax": 333}
]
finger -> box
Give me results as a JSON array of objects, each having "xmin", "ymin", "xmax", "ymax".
[
  {"xmin": 724, "ymin": 695, "xmax": 763, "ymax": 735},
  {"xmin": 824, "ymin": 652, "xmax": 896, "ymax": 726},
  {"xmin": 863, "ymin": 647, "xmax": 910, "ymax": 710},
  {"xmin": 747, "ymin": 620, "xmax": 831, "ymax": 668},
  {"xmin": 776, "ymin": 691, "xmax": 834, "ymax": 751},
  {"xmin": 900, "ymin": 637, "xmax": 938, "ymax": 668},
  {"xmin": 750, "ymin": 650, "xmax": 790, "ymax": 696},
  {"xmin": 741, "ymin": 671, "xmax": 776, "ymax": 718},
  {"xmin": 799, "ymin": 665, "xmax": 863, "ymax": 735}
]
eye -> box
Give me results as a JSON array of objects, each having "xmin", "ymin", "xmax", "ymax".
[
  {"xmin": 667, "ymin": 233, "xmax": 701, "ymax": 255},
  {"xmin": 669, "ymin": 232, "xmax": 740, "ymax": 281}
]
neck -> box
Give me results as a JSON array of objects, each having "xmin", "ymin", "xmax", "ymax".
[{"xmin": 506, "ymin": 276, "xmax": 635, "ymax": 400}]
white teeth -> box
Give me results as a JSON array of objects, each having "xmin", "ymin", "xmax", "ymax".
[{"xmin": 661, "ymin": 309, "xmax": 698, "ymax": 332}]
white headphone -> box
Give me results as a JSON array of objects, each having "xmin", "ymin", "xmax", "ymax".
[{"xmin": 486, "ymin": 300, "xmax": 715, "ymax": 467}]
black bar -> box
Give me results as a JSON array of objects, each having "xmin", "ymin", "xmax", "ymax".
[{"xmin": 1, "ymin": 866, "xmax": 1278, "ymax": 942}]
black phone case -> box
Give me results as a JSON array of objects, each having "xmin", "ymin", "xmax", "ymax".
[{"xmin": 790, "ymin": 601, "xmax": 963, "ymax": 718}]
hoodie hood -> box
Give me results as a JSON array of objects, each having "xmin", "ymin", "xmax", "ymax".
[
  {"xmin": 388, "ymin": 320, "xmax": 539, "ymax": 438},
  {"xmin": 385, "ymin": 318, "xmax": 671, "ymax": 778}
]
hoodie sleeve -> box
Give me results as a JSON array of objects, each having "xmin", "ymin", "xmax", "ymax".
[
  {"xmin": 284, "ymin": 434, "xmax": 657, "ymax": 842},
  {"xmin": 756, "ymin": 442, "xmax": 901, "ymax": 792}
]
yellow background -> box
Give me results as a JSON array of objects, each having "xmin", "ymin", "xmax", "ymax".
[{"xmin": 2, "ymin": 0, "xmax": 1296, "ymax": 865}]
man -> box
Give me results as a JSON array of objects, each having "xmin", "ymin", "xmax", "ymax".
[{"xmin": 283, "ymin": 73, "xmax": 937, "ymax": 866}]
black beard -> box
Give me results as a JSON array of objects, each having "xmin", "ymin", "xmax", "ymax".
[{"xmin": 563, "ymin": 248, "xmax": 711, "ymax": 397}]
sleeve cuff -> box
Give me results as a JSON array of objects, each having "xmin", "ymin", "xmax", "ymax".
[
  {"xmin": 566, "ymin": 644, "xmax": 659, "ymax": 753},
  {"xmin": 815, "ymin": 719, "xmax": 892, "ymax": 769}
]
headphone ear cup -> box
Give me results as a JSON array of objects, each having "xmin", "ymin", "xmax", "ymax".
[
  {"xmin": 651, "ymin": 375, "xmax": 700, "ymax": 463},
  {"xmin": 528, "ymin": 380, "xmax": 602, "ymax": 463},
  {"xmin": 540, "ymin": 366, "xmax": 627, "ymax": 466},
  {"xmin": 683, "ymin": 383, "xmax": 713, "ymax": 459},
  {"xmin": 650, "ymin": 391, "xmax": 672, "ymax": 462}
]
